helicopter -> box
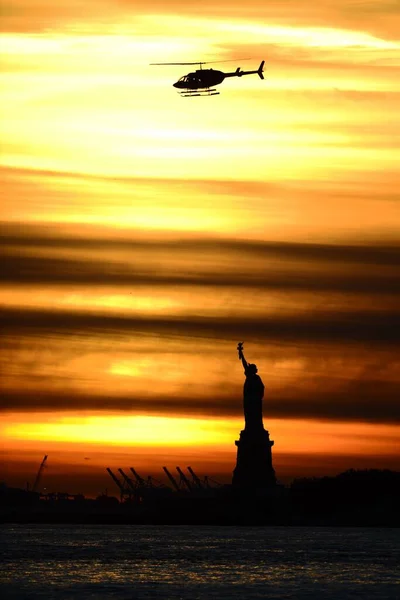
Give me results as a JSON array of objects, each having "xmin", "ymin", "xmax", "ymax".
[{"xmin": 150, "ymin": 59, "xmax": 265, "ymax": 96}]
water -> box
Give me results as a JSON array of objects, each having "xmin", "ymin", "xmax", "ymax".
[{"xmin": 1, "ymin": 525, "xmax": 399, "ymax": 599}]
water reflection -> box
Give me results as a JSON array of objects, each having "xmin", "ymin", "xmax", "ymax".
[{"xmin": 1, "ymin": 526, "xmax": 399, "ymax": 599}]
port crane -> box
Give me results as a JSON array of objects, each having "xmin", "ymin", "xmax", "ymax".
[
  {"xmin": 130, "ymin": 467, "xmax": 147, "ymax": 487},
  {"xmin": 176, "ymin": 467, "xmax": 193, "ymax": 492},
  {"xmin": 106, "ymin": 468, "xmax": 131, "ymax": 502},
  {"xmin": 163, "ymin": 466, "xmax": 181, "ymax": 492},
  {"xmin": 32, "ymin": 454, "xmax": 48, "ymax": 493},
  {"xmin": 187, "ymin": 466, "xmax": 204, "ymax": 490},
  {"xmin": 118, "ymin": 468, "xmax": 137, "ymax": 494},
  {"xmin": 108, "ymin": 465, "xmax": 223, "ymax": 501}
]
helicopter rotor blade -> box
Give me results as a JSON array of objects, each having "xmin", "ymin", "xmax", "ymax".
[
  {"xmin": 202, "ymin": 58, "xmax": 251, "ymax": 64},
  {"xmin": 150, "ymin": 62, "xmax": 209, "ymax": 66},
  {"xmin": 150, "ymin": 58, "xmax": 251, "ymax": 66}
]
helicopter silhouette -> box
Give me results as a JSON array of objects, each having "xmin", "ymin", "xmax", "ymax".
[{"xmin": 150, "ymin": 59, "xmax": 265, "ymax": 96}]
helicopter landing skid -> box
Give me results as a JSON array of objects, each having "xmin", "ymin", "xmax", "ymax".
[{"xmin": 180, "ymin": 88, "xmax": 220, "ymax": 97}]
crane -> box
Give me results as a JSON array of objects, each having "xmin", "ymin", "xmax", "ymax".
[
  {"xmin": 32, "ymin": 454, "xmax": 48, "ymax": 493},
  {"xmin": 106, "ymin": 467, "xmax": 128, "ymax": 501},
  {"xmin": 187, "ymin": 466, "xmax": 204, "ymax": 489},
  {"xmin": 130, "ymin": 467, "xmax": 147, "ymax": 487},
  {"xmin": 163, "ymin": 466, "xmax": 181, "ymax": 492},
  {"xmin": 118, "ymin": 468, "xmax": 137, "ymax": 493},
  {"xmin": 176, "ymin": 466, "xmax": 193, "ymax": 492}
]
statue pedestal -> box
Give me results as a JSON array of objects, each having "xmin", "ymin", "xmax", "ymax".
[{"xmin": 232, "ymin": 428, "xmax": 276, "ymax": 488}]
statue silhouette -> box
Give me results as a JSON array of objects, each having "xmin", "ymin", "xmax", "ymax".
[
  {"xmin": 233, "ymin": 342, "xmax": 275, "ymax": 488},
  {"xmin": 237, "ymin": 342, "xmax": 264, "ymax": 432}
]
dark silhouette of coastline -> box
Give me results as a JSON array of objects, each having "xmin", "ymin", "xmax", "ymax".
[{"xmin": 1, "ymin": 469, "xmax": 399, "ymax": 526}]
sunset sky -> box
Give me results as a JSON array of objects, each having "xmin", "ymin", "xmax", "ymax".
[{"xmin": 1, "ymin": 0, "xmax": 399, "ymax": 497}]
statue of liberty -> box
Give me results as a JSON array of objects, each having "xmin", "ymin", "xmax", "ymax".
[
  {"xmin": 237, "ymin": 342, "xmax": 265, "ymax": 432},
  {"xmin": 233, "ymin": 342, "xmax": 276, "ymax": 488}
]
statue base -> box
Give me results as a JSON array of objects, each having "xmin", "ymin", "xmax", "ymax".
[{"xmin": 232, "ymin": 428, "xmax": 276, "ymax": 488}]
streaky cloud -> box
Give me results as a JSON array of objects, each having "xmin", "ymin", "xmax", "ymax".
[
  {"xmin": 0, "ymin": 306, "xmax": 399, "ymax": 345},
  {"xmin": 1, "ymin": 221, "xmax": 399, "ymax": 266},
  {"xmin": 2, "ymin": 1, "xmax": 399, "ymax": 42},
  {"xmin": 1, "ymin": 381, "xmax": 399, "ymax": 424},
  {"xmin": 1, "ymin": 251, "xmax": 399, "ymax": 295}
]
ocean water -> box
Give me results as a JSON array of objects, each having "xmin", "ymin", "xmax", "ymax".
[{"xmin": 1, "ymin": 525, "xmax": 399, "ymax": 599}]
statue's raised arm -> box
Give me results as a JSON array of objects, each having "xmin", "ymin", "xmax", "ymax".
[{"xmin": 237, "ymin": 342, "xmax": 248, "ymax": 370}]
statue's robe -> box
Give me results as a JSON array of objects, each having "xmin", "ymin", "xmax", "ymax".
[{"xmin": 243, "ymin": 373, "xmax": 264, "ymax": 431}]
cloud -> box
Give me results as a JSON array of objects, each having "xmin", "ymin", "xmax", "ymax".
[
  {"xmin": 1, "ymin": 377, "xmax": 399, "ymax": 423},
  {"xmin": 1, "ymin": 219, "xmax": 399, "ymax": 263},
  {"xmin": 1, "ymin": 222, "xmax": 399, "ymax": 284},
  {"xmin": 2, "ymin": 1, "xmax": 399, "ymax": 42},
  {"xmin": 1, "ymin": 250, "xmax": 399, "ymax": 295},
  {"xmin": 0, "ymin": 305, "xmax": 399, "ymax": 346},
  {"xmin": 1, "ymin": 222, "xmax": 398, "ymax": 430},
  {"xmin": 2, "ymin": 164, "xmax": 399, "ymax": 244}
]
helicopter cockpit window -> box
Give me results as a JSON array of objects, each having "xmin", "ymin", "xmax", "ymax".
[{"xmin": 179, "ymin": 76, "xmax": 188, "ymax": 83}]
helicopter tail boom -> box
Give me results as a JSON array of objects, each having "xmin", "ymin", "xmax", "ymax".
[{"xmin": 224, "ymin": 60, "xmax": 264, "ymax": 79}]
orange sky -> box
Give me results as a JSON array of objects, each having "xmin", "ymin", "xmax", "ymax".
[{"xmin": 1, "ymin": 0, "xmax": 399, "ymax": 496}]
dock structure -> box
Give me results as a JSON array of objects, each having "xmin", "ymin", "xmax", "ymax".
[{"xmin": 106, "ymin": 466, "xmax": 220, "ymax": 501}]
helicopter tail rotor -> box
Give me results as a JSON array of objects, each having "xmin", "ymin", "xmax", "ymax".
[{"xmin": 258, "ymin": 60, "xmax": 265, "ymax": 80}]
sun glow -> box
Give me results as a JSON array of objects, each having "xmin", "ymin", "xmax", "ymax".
[
  {"xmin": 2, "ymin": 414, "xmax": 397, "ymax": 458},
  {"xmin": 4, "ymin": 415, "xmax": 235, "ymax": 447}
]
